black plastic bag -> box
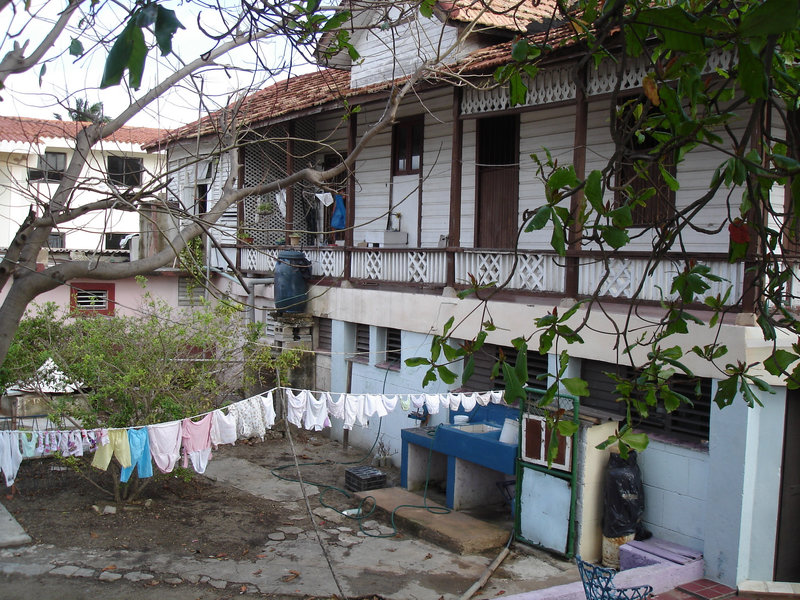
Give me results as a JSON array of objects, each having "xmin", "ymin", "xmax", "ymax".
[{"xmin": 602, "ymin": 451, "xmax": 648, "ymax": 539}]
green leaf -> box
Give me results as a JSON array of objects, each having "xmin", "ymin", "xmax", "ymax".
[
  {"xmin": 607, "ymin": 205, "xmax": 633, "ymax": 228},
  {"xmin": 101, "ymin": 23, "xmax": 135, "ymax": 89},
  {"xmin": 561, "ymin": 377, "xmax": 589, "ymax": 397},
  {"xmin": 462, "ymin": 355, "xmax": 475, "ymax": 385},
  {"xmin": 154, "ymin": 6, "xmax": 184, "ymax": 55},
  {"xmin": 69, "ymin": 38, "xmax": 84, "ymax": 57},
  {"xmin": 501, "ymin": 362, "xmax": 526, "ymax": 404},
  {"xmin": 764, "ymin": 350, "xmax": 799, "ymax": 376},
  {"xmin": 126, "ymin": 25, "xmax": 147, "ymax": 90},
  {"xmin": 739, "ymin": 0, "xmax": 799, "ymax": 37},
  {"xmin": 419, "ymin": 0, "xmax": 436, "ymax": 18},
  {"xmin": 437, "ymin": 365, "xmax": 457, "ymax": 385},
  {"xmin": 584, "ymin": 170, "xmax": 603, "ymax": 212},
  {"xmin": 511, "ymin": 39, "xmax": 529, "ymax": 62},
  {"xmin": 659, "ymin": 164, "xmax": 680, "ymax": 191},
  {"xmin": 714, "ymin": 375, "xmax": 738, "ymax": 408},
  {"xmin": 404, "ymin": 356, "xmax": 430, "ymax": 367},
  {"xmin": 736, "ymin": 43, "xmax": 768, "ymax": 100},
  {"xmin": 442, "ymin": 316, "xmax": 455, "ymax": 336},
  {"xmin": 526, "ymin": 205, "xmax": 552, "ymax": 231},
  {"xmin": 602, "ymin": 226, "xmax": 630, "ymax": 249},
  {"xmin": 551, "ymin": 220, "xmax": 566, "ymax": 256},
  {"xmin": 136, "ymin": 3, "xmax": 158, "ymax": 27},
  {"xmin": 548, "ymin": 166, "xmax": 579, "ymax": 191},
  {"xmin": 637, "ymin": 6, "xmax": 705, "ymax": 52},
  {"xmin": 509, "ymin": 71, "xmax": 527, "ymax": 107},
  {"xmin": 556, "ymin": 420, "xmax": 579, "ymax": 436},
  {"xmin": 620, "ymin": 429, "xmax": 650, "ymax": 452}
]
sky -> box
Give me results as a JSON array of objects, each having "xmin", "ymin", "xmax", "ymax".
[{"xmin": 0, "ymin": 0, "xmax": 315, "ymax": 131}]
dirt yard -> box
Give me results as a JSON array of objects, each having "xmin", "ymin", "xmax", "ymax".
[{"xmin": 2, "ymin": 430, "xmax": 399, "ymax": 559}]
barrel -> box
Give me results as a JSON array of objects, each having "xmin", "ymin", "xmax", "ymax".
[{"xmin": 274, "ymin": 250, "xmax": 311, "ymax": 313}]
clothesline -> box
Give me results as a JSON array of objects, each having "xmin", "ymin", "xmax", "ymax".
[{"xmin": 0, "ymin": 387, "xmax": 506, "ymax": 489}]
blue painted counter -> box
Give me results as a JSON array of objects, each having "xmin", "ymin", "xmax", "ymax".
[{"xmin": 401, "ymin": 404, "xmax": 519, "ymax": 510}]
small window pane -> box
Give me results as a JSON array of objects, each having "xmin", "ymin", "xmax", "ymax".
[{"xmin": 108, "ymin": 156, "xmax": 143, "ymax": 187}]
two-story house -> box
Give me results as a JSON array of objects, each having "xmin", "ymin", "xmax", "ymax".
[
  {"xmin": 152, "ymin": 1, "xmax": 798, "ymax": 587},
  {"xmin": 0, "ymin": 116, "xmax": 197, "ymax": 315}
]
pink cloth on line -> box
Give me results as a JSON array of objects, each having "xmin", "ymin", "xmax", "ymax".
[
  {"xmin": 181, "ymin": 414, "xmax": 213, "ymax": 473},
  {"xmin": 147, "ymin": 421, "xmax": 182, "ymax": 474}
]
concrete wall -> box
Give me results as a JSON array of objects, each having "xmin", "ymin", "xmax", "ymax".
[
  {"xmin": 638, "ymin": 439, "xmax": 709, "ymax": 551},
  {"xmin": 326, "ymin": 321, "xmax": 450, "ymax": 463},
  {"xmin": 704, "ymin": 385, "xmax": 785, "ymax": 586}
]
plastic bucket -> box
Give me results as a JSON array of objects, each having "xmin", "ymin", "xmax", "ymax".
[{"xmin": 499, "ymin": 418, "xmax": 519, "ymax": 444}]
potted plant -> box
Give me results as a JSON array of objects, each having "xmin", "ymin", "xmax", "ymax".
[
  {"xmin": 256, "ymin": 201, "xmax": 274, "ymax": 216},
  {"xmin": 237, "ymin": 228, "xmax": 254, "ymax": 244}
]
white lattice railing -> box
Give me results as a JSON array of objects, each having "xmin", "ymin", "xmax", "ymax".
[
  {"xmin": 240, "ymin": 247, "xmax": 279, "ymax": 273},
  {"xmin": 350, "ymin": 249, "xmax": 448, "ymax": 284},
  {"xmin": 305, "ymin": 247, "xmax": 346, "ymax": 278},
  {"xmin": 455, "ymin": 250, "xmax": 566, "ymax": 293},
  {"xmin": 232, "ymin": 245, "xmax": 748, "ymax": 306},
  {"xmin": 577, "ymin": 256, "xmax": 744, "ymax": 302}
]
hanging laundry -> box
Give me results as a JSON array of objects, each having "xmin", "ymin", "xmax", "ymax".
[
  {"xmin": 424, "ymin": 394, "xmax": 441, "ymax": 415},
  {"xmin": 228, "ymin": 395, "xmax": 268, "ymax": 440},
  {"xmin": 304, "ymin": 391, "xmax": 329, "ymax": 431},
  {"xmin": 326, "ymin": 392, "xmax": 344, "ymax": 420},
  {"xmin": 210, "ymin": 409, "xmax": 237, "ymax": 448},
  {"xmin": 92, "ymin": 429, "xmax": 132, "ymax": 471},
  {"xmin": 490, "ymin": 390, "xmax": 504, "ymax": 404},
  {"xmin": 400, "ymin": 395, "xmax": 411, "ymax": 411},
  {"xmin": 364, "ymin": 394, "xmax": 388, "ymax": 420},
  {"xmin": 67, "ymin": 430, "xmax": 83, "ymax": 457},
  {"xmin": 461, "ymin": 392, "xmax": 477, "ymax": 412},
  {"xmin": 286, "ymin": 389, "xmax": 307, "ymax": 428},
  {"xmin": 0, "ymin": 431, "xmax": 22, "ymax": 487},
  {"xmin": 147, "ymin": 421, "xmax": 182, "ymax": 474},
  {"xmin": 181, "ymin": 414, "xmax": 213, "ymax": 474},
  {"xmin": 19, "ymin": 431, "xmax": 37, "ymax": 458},
  {"xmin": 120, "ymin": 428, "xmax": 153, "ymax": 483},
  {"xmin": 261, "ymin": 392, "xmax": 276, "ymax": 429},
  {"xmin": 410, "ymin": 394, "xmax": 425, "ymax": 409},
  {"xmin": 343, "ymin": 394, "xmax": 364, "ymax": 430},
  {"xmin": 382, "ymin": 394, "xmax": 399, "ymax": 413}
]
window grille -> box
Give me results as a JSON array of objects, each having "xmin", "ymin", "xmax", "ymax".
[
  {"xmin": 581, "ymin": 359, "xmax": 711, "ymax": 442},
  {"xmin": 178, "ymin": 277, "xmax": 204, "ymax": 306},
  {"xmin": 316, "ymin": 318, "xmax": 332, "ymax": 352},
  {"xmin": 70, "ymin": 283, "xmax": 114, "ymax": 315},
  {"xmin": 353, "ymin": 323, "xmax": 370, "ymax": 363}
]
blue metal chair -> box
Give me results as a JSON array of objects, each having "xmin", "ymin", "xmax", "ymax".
[{"xmin": 575, "ymin": 555, "xmax": 653, "ymax": 600}]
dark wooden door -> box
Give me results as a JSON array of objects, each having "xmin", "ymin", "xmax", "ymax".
[
  {"xmin": 775, "ymin": 388, "xmax": 800, "ymax": 581},
  {"xmin": 476, "ymin": 115, "xmax": 519, "ymax": 249}
]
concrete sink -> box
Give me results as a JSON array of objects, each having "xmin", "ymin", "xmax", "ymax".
[{"xmin": 448, "ymin": 423, "xmax": 499, "ymax": 434}]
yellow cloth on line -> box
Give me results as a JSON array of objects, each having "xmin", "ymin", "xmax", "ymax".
[{"xmin": 91, "ymin": 429, "xmax": 132, "ymax": 470}]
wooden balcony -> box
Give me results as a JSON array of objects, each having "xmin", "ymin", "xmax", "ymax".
[{"xmin": 210, "ymin": 243, "xmax": 760, "ymax": 308}]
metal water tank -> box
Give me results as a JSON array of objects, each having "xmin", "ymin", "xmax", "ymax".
[{"xmin": 274, "ymin": 250, "xmax": 311, "ymax": 313}]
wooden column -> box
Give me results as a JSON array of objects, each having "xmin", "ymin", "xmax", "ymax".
[
  {"xmin": 236, "ymin": 147, "xmax": 245, "ymax": 271},
  {"xmin": 285, "ymin": 122, "xmax": 295, "ymax": 242},
  {"xmin": 344, "ymin": 112, "xmax": 357, "ymax": 279},
  {"xmin": 447, "ymin": 87, "xmax": 464, "ymax": 287},
  {"xmin": 566, "ymin": 69, "xmax": 588, "ymax": 298}
]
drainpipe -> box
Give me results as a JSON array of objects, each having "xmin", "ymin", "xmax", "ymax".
[{"xmin": 206, "ymin": 267, "xmax": 274, "ymax": 325}]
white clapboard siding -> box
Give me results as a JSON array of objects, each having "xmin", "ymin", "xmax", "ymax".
[
  {"xmin": 350, "ymin": 12, "xmax": 482, "ymax": 89},
  {"xmin": 519, "ymin": 105, "xmax": 577, "ymax": 250},
  {"xmin": 459, "ymin": 122, "xmax": 477, "ymax": 248}
]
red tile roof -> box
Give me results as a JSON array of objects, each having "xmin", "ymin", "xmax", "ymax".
[
  {"xmin": 154, "ymin": 69, "xmax": 354, "ymax": 148},
  {"xmin": 151, "ymin": 19, "xmax": 579, "ymax": 147},
  {"xmin": 438, "ymin": 0, "xmax": 560, "ymax": 33},
  {"xmin": 0, "ymin": 116, "xmax": 163, "ymax": 147}
]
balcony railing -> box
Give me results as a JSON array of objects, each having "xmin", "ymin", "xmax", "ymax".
[{"xmin": 219, "ymin": 244, "xmax": 751, "ymax": 307}]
